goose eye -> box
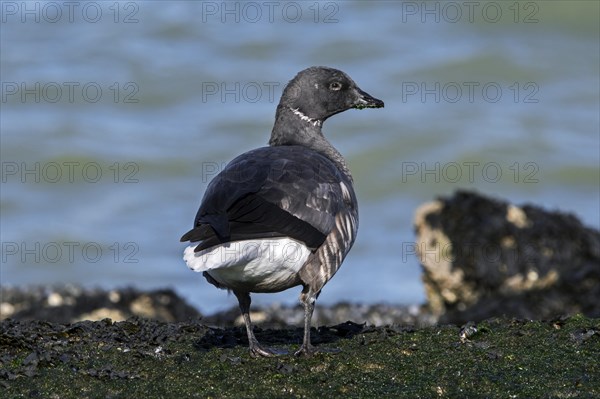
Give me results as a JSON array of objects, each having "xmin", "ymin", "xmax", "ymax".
[{"xmin": 329, "ymin": 82, "xmax": 342, "ymax": 91}]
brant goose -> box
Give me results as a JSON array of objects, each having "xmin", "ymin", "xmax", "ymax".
[{"xmin": 181, "ymin": 66, "xmax": 383, "ymax": 356}]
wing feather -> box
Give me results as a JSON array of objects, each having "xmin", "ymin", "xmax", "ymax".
[{"xmin": 180, "ymin": 146, "xmax": 357, "ymax": 252}]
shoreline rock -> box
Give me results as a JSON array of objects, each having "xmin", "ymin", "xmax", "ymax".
[
  {"xmin": 0, "ymin": 285, "xmax": 435, "ymax": 328},
  {"xmin": 414, "ymin": 190, "xmax": 600, "ymax": 324},
  {"xmin": 0, "ymin": 285, "xmax": 201, "ymax": 324}
]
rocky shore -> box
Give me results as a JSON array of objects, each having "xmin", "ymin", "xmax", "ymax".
[
  {"xmin": 2, "ymin": 191, "xmax": 599, "ymax": 397},
  {"xmin": 1, "ymin": 312, "xmax": 598, "ymax": 397},
  {"xmin": 0, "ymin": 285, "xmax": 436, "ymax": 328}
]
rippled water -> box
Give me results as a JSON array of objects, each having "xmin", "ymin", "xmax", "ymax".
[{"xmin": 2, "ymin": 1, "xmax": 599, "ymax": 314}]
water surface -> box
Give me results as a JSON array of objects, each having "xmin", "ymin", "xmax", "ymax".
[{"xmin": 2, "ymin": 1, "xmax": 599, "ymax": 314}]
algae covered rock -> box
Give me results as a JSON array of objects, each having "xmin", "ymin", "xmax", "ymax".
[
  {"xmin": 0, "ymin": 285, "xmax": 201, "ymax": 323},
  {"xmin": 414, "ymin": 190, "xmax": 600, "ymax": 323}
]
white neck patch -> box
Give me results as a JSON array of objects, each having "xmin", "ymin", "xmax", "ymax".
[{"xmin": 289, "ymin": 107, "xmax": 322, "ymax": 127}]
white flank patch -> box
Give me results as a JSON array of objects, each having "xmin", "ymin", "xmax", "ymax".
[{"xmin": 183, "ymin": 238, "xmax": 311, "ymax": 292}]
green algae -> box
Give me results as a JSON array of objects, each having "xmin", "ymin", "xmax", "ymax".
[{"xmin": 1, "ymin": 316, "xmax": 598, "ymax": 398}]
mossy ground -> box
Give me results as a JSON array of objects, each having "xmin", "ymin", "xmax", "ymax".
[{"xmin": 1, "ymin": 315, "xmax": 598, "ymax": 398}]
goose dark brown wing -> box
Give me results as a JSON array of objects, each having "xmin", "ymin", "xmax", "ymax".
[{"xmin": 180, "ymin": 145, "xmax": 357, "ymax": 252}]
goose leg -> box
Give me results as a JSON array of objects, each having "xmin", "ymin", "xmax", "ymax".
[
  {"xmin": 295, "ymin": 287, "xmax": 341, "ymax": 357},
  {"xmin": 295, "ymin": 288, "xmax": 317, "ymax": 356},
  {"xmin": 234, "ymin": 290, "xmax": 279, "ymax": 357}
]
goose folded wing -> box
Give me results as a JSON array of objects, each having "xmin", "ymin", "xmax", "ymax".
[{"xmin": 180, "ymin": 146, "xmax": 354, "ymax": 252}]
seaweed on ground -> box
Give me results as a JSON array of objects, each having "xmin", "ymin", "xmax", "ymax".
[{"xmin": 1, "ymin": 315, "xmax": 599, "ymax": 398}]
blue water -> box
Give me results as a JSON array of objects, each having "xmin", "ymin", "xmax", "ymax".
[{"xmin": 1, "ymin": 1, "xmax": 599, "ymax": 314}]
